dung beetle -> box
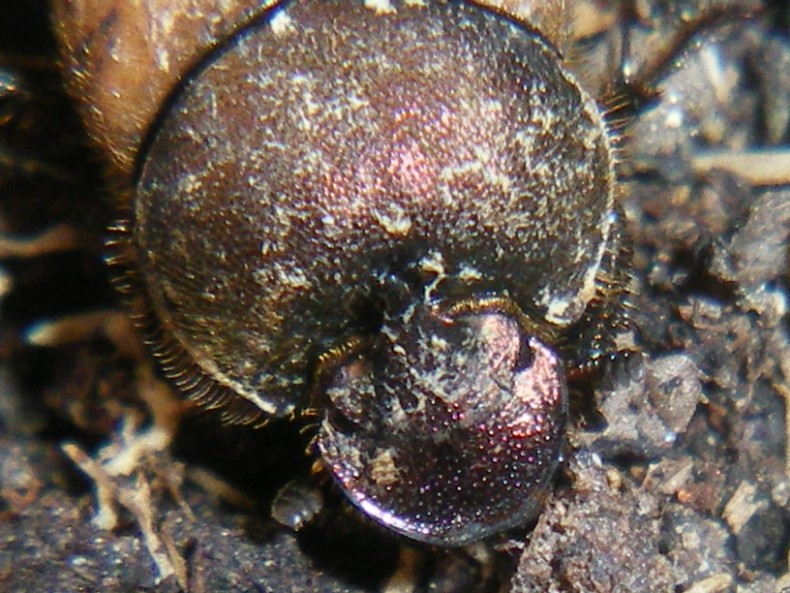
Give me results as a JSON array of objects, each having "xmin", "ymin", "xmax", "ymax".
[{"xmin": 52, "ymin": 0, "xmax": 632, "ymax": 546}]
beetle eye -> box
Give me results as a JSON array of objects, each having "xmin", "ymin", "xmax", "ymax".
[
  {"xmin": 324, "ymin": 356, "xmax": 377, "ymax": 432},
  {"xmin": 318, "ymin": 304, "xmax": 567, "ymax": 546}
]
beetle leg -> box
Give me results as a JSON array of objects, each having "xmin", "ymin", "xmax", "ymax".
[{"xmin": 562, "ymin": 204, "xmax": 637, "ymax": 379}]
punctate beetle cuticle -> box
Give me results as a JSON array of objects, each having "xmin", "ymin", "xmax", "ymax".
[{"xmin": 62, "ymin": 0, "xmax": 632, "ymax": 546}]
